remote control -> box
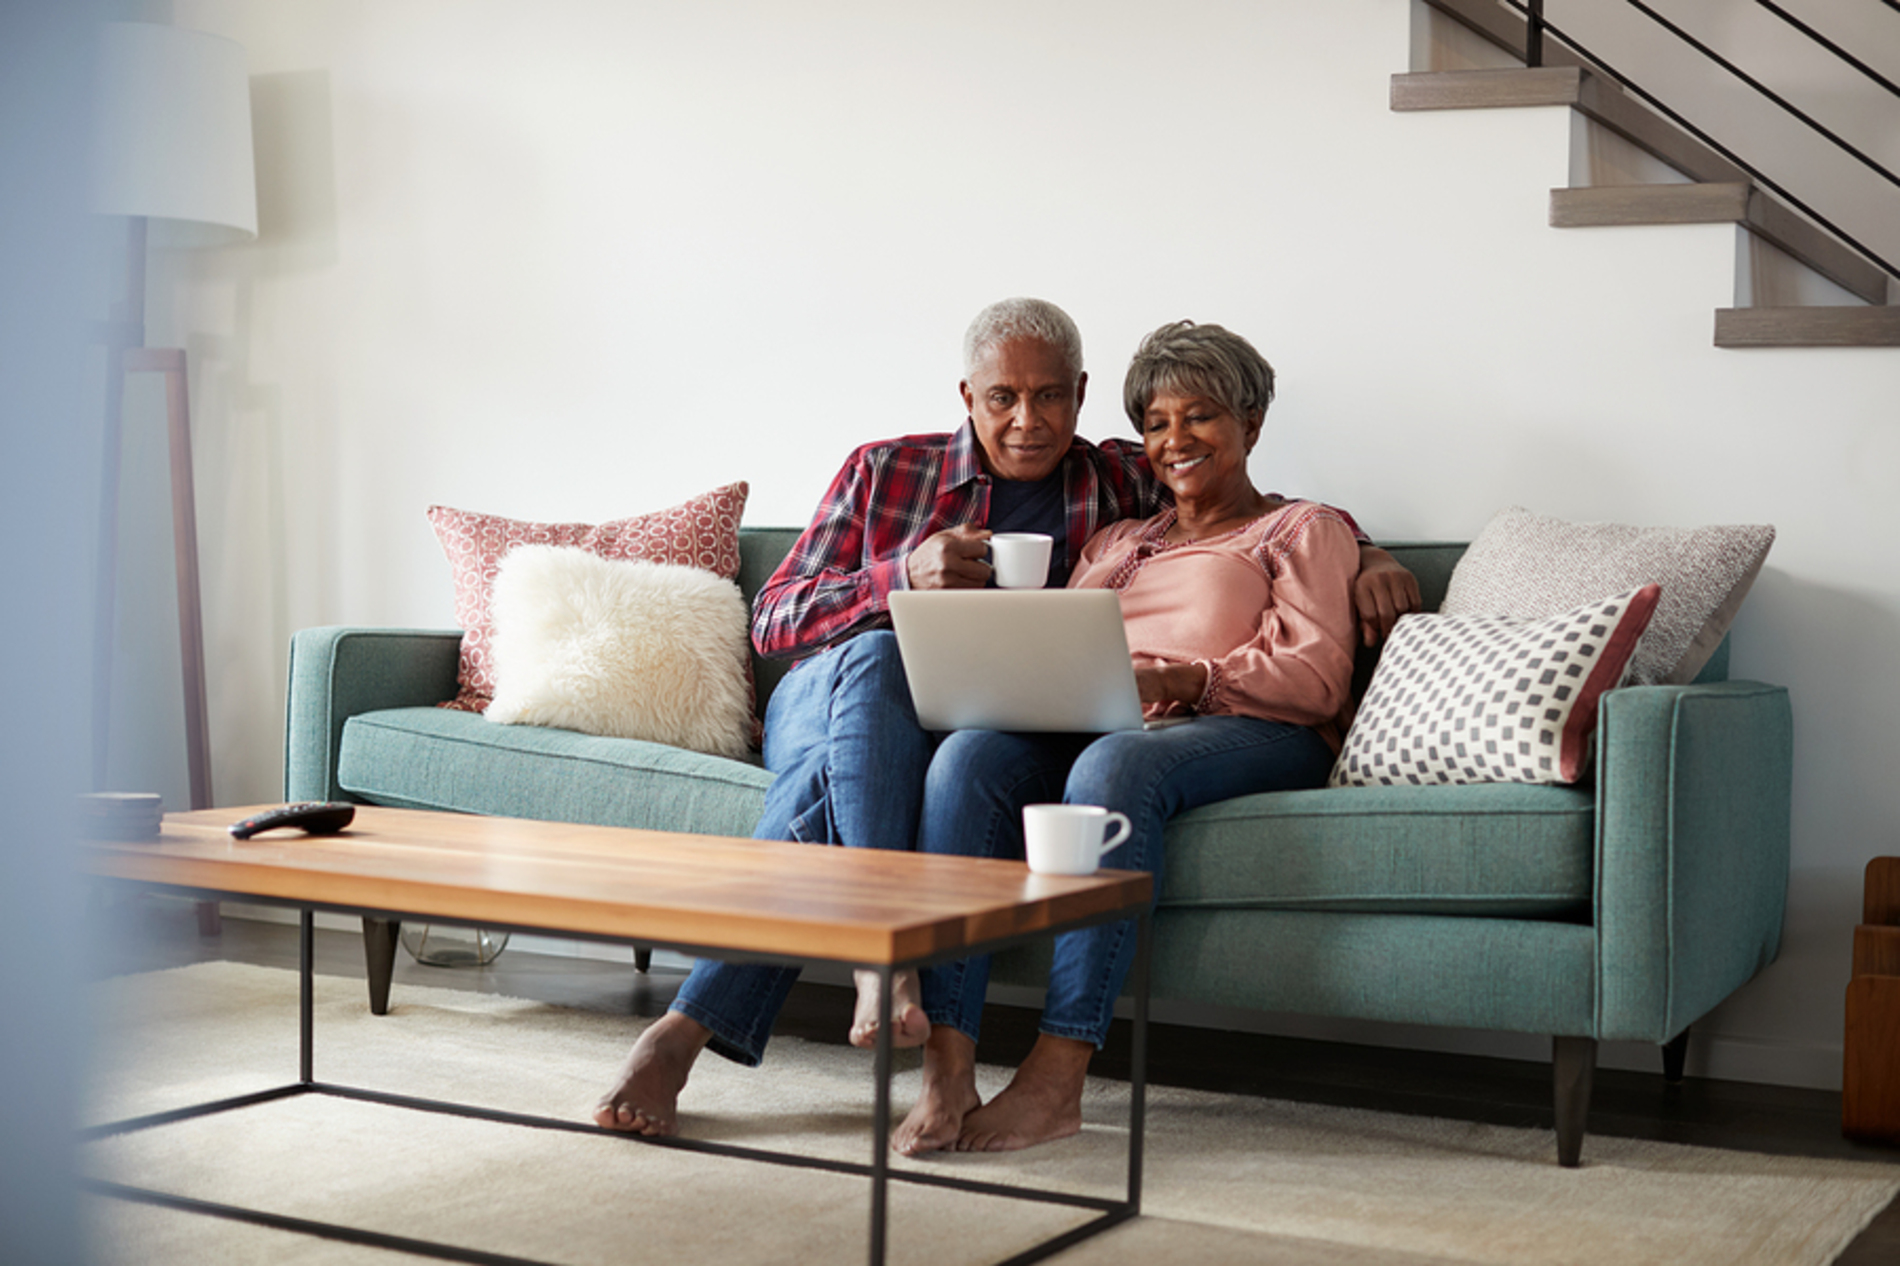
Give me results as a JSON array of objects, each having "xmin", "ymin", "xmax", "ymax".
[{"xmin": 229, "ymin": 801, "xmax": 357, "ymax": 840}]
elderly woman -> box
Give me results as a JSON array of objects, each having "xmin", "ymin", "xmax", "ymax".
[{"xmin": 893, "ymin": 319, "xmax": 1361, "ymax": 1156}]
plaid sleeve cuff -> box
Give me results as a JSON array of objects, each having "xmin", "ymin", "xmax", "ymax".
[{"xmin": 864, "ymin": 555, "xmax": 909, "ymax": 612}]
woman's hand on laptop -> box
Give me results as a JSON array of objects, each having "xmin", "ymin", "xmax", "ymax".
[{"xmin": 906, "ymin": 525, "xmax": 993, "ymax": 590}]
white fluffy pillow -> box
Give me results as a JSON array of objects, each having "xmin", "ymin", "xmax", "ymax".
[{"xmin": 485, "ymin": 544, "xmax": 753, "ymax": 759}]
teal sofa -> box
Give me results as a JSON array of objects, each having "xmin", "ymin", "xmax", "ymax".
[{"xmin": 285, "ymin": 527, "xmax": 1793, "ymax": 1165}]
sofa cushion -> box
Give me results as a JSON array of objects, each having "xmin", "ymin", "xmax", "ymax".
[
  {"xmin": 337, "ymin": 707, "xmax": 770, "ymax": 839},
  {"xmin": 1160, "ymin": 782, "xmax": 1595, "ymax": 917}
]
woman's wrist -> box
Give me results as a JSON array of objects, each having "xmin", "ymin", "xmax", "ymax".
[
  {"xmin": 1169, "ymin": 662, "xmax": 1211, "ymax": 708},
  {"xmin": 1136, "ymin": 661, "xmax": 1210, "ymax": 709}
]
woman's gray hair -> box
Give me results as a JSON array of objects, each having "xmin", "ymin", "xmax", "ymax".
[
  {"xmin": 962, "ymin": 297, "xmax": 1085, "ymax": 383},
  {"xmin": 1122, "ymin": 320, "xmax": 1275, "ymax": 431}
]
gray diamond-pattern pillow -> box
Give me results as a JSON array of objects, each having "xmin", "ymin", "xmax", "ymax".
[
  {"xmin": 1329, "ymin": 585, "xmax": 1660, "ymax": 787},
  {"xmin": 1440, "ymin": 506, "xmax": 1773, "ymax": 686}
]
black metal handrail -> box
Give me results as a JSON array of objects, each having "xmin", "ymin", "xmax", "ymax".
[{"xmin": 1517, "ymin": 0, "xmax": 1899, "ymax": 284}]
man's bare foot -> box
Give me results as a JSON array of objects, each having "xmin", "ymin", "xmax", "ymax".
[
  {"xmin": 849, "ymin": 969, "xmax": 929, "ymax": 1050},
  {"xmin": 956, "ymin": 1033, "xmax": 1092, "ymax": 1153},
  {"xmin": 593, "ymin": 1011, "xmax": 711, "ymax": 1136},
  {"xmin": 892, "ymin": 1028, "xmax": 981, "ymax": 1156}
]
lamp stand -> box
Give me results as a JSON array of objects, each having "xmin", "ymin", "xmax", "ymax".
[
  {"xmin": 93, "ymin": 215, "xmax": 217, "ymax": 933},
  {"xmin": 121, "ymin": 345, "xmax": 213, "ymax": 815}
]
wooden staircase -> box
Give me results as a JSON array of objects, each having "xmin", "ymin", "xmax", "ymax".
[{"xmin": 1398, "ymin": 1, "xmax": 1900, "ymax": 349}]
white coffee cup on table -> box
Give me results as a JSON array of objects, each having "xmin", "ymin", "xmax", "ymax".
[
  {"xmin": 1023, "ymin": 804, "xmax": 1132, "ymax": 875},
  {"xmin": 988, "ymin": 532, "xmax": 1053, "ymax": 590}
]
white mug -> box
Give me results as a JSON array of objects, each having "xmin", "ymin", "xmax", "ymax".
[
  {"xmin": 1023, "ymin": 804, "xmax": 1132, "ymax": 875},
  {"xmin": 988, "ymin": 532, "xmax": 1052, "ymax": 590}
]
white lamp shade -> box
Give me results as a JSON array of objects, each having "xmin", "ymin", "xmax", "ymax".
[{"xmin": 90, "ymin": 22, "xmax": 257, "ymax": 246}]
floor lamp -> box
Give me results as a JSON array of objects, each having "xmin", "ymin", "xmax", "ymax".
[{"xmin": 89, "ymin": 24, "xmax": 256, "ymax": 870}]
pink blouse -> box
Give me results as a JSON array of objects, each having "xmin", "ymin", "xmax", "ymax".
[{"xmin": 1068, "ymin": 500, "xmax": 1360, "ymax": 750}]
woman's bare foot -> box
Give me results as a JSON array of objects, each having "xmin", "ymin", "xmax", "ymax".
[
  {"xmin": 956, "ymin": 1034, "xmax": 1092, "ymax": 1152},
  {"xmin": 849, "ymin": 968, "xmax": 929, "ymax": 1050},
  {"xmin": 593, "ymin": 1011, "xmax": 712, "ymax": 1136},
  {"xmin": 892, "ymin": 1027, "xmax": 981, "ymax": 1156}
]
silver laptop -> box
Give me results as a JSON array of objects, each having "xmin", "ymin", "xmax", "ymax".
[{"xmin": 888, "ymin": 589, "xmax": 1148, "ymax": 733}]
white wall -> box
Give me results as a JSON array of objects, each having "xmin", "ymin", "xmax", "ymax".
[{"xmin": 114, "ymin": 0, "xmax": 1899, "ymax": 1089}]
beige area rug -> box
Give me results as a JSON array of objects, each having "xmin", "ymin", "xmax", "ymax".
[{"xmin": 81, "ymin": 962, "xmax": 1898, "ymax": 1266}]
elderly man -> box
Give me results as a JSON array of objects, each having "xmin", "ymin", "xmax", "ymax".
[{"xmin": 594, "ymin": 297, "xmax": 1418, "ymax": 1137}]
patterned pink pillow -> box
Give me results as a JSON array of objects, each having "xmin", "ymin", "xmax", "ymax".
[{"xmin": 428, "ymin": 482, "xmax": 749, "ymax": 713}]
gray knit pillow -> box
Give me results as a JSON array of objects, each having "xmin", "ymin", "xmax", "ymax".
[{"xmin": 1441, "ymin": 507, "xmax": 1774, "ymax": 686}]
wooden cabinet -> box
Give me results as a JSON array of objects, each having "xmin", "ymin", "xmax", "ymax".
[{"xmin": 1844, "ymin": 856, "xmax": 1900, "ymax": 1142}]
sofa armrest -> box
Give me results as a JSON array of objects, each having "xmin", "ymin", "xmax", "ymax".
[
  {"xmin": 1593, "ymin": 680, "xmax": 1793, "ymax": 1042},
  {"xmin": 284, "ymin": 627, "xmax": 463, "ymax": 803}
]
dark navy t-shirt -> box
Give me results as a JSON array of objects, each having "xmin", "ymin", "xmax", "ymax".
[{"xmin": 987, "ymin": 470, "xmax": 1072, "ymax": 587}]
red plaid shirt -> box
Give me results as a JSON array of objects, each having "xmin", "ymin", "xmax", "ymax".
[
  {"xmin": 751, "ymin": 421, "xmax": 1366, "ymax": 660},
  {"xmin": 751, "ymin": 424, "xmax": 1156, "ymax": 658}
]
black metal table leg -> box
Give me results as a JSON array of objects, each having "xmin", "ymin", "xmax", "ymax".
[
  {"xmin": 1128, "ymin": 908, "xmax": 1151, "ymax": 1212},
  {"xmin": 300, "ymin": 909, "xmax": 315, "ymax": 1085},
  {"xmin": 869, "ymin": 964, "xmax": 894, "ymax": 1266}
]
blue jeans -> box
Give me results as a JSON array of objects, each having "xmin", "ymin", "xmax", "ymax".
[
  {"xmin": 917, "ymin": 717, "xmax": 1334, "ymax": 1048},
  {"xmin": 671, "ymin": 631, "xmax": 933, "ymax": 1065}
]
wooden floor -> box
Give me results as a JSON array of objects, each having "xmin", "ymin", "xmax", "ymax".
[{"xmin": 91, "ymin": 895, "xmax": 1900, "ymax": 1263}]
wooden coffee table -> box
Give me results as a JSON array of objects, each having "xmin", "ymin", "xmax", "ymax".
[{"xmin": 81, "ymin": 805, "xmax": 1155, "ymax": 1266}]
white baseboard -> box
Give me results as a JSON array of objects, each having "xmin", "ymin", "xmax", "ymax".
[{"xmin": 212, "ymin": 904, "xmax": 1841, "ymax": 1091}]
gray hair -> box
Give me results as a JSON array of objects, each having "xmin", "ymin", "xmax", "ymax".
[
  {"xmin": 1122, "ymin": 319, "xmax": 1275, "ymax": 431},
  {"xmin": 962, "ymin": 297, "xmax": 1085, "ymax": 383}
]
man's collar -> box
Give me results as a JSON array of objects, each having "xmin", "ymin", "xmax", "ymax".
[{"xmin": 943, "ymin": 420, "xmax": 988, "ymax": 491}]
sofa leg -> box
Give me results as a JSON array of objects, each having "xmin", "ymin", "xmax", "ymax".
[
  {"xmin": 1553, "ymin": 1035, "xmax": 1597, "ymax": 1168},
  {"xmin": 1662, "ymin": 1028, "xmax": 1690, "ymax": 1084},
  {"xmin": 634, "ymin": 947, "xmax": 652, "ymax": 974},
  {"xmin": 363, "ymin": 917, "xmax": 401, "ymax": 1016}
]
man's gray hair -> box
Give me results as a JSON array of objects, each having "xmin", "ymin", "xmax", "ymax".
[
  {"xmin": 1122, "ymin": 320, "xmax": 1275, "ymax": 431},
  {"xmin": 962, "ymin": 297, "xmax": 1085, "ymax": 383}
]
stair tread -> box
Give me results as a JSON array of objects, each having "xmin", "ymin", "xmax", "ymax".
[
  {"xmin": 1549, "ymin": 184, "xmax": 1886, "ymax": 303},
  {"xmin": 1715, "ymin": 307, "xmax": 1900, "ymax": 348},
  {"xmin": 1391, "ymin": 66, "xmax": 1587, "ymax": 111},
  {"xmin": 1394, "ymin": 68, "xmax": 1744, "ymax": 185},
  {"xmin": 1550, "ymin": 184, "xmax": 1751, "ymax": 227}
]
